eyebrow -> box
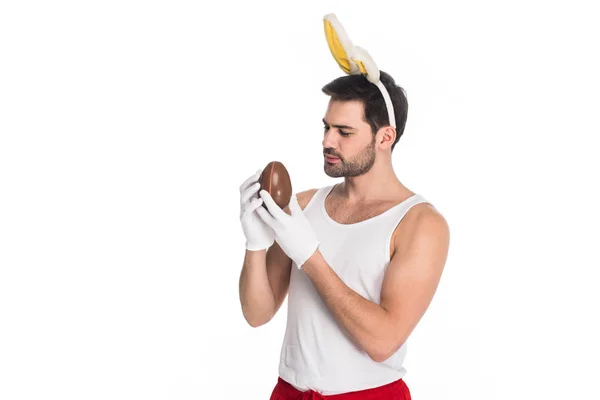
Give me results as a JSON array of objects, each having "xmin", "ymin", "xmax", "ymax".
[{"xmin": 322, "ymin": 118, "xmax": 357, "ymax": 131}]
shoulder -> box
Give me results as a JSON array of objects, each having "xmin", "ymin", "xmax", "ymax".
[
  {"xmin": 282, "ymin": 188, "xmax": 320, "ymax": 215},
  {"xmin": 296, "ymin": 188, "xmax": 320, "ymax": 210},
  {"xmin": 392, "ymin": 203, "xmax": 450, "ymax": 258}
]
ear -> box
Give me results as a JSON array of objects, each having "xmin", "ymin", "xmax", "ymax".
[{"xmin": 377, "ymin": 126, "xmax": 397, "ymax": 150}]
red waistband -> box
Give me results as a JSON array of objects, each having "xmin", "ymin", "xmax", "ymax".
[{"xmin": 270, "ymin": 376, "xmax": 411, "ymax": 400}]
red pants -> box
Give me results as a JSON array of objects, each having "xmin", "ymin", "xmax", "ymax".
[{"xmin": 270, "ymin": 377, "xmax": 412, "ymax": 400}]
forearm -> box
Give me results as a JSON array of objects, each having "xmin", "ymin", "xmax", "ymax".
[
  {"xmin": 302, "ymin": 250, "xmax": 395, "ymax": 361},
  {"xmin": 239, "ymin": 249, "xmax": 276, "ymax": 327}
]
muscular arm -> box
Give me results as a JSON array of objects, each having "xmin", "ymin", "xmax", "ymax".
[
  {"xmin": 239, "ymin": 189, "xmax": 318, "ymax": 327},
  {"xmin": 301, "ymin": 206, "xmax": 450, "ymax": 361}
]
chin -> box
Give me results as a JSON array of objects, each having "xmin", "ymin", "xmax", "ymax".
[{"xmin": 324, "ymin": 166, "xmax": 344, "ymax": 178}]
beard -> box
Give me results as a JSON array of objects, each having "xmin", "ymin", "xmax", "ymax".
[{"xmin": 324, "ymin": 134, "xmax": 376, "ymax": 178}]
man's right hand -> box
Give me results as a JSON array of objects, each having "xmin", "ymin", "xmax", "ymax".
[{"xmin": 239, "ymin": 169, "xmax": 275, "ymax": 251}]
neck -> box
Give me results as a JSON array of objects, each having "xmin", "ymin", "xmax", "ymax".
[{"xmin": 338, "ymin": 153, "xmax": 411, "ymax": 203}]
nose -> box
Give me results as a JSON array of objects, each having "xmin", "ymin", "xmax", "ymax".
[{"xmin": 322, "ymin": 129, "xmax": 337, "ymax": 150}]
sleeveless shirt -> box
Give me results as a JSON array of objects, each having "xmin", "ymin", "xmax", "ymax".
[{"xmin": 278, "ymin": 184, "xmax": 432, "ymax": 395}]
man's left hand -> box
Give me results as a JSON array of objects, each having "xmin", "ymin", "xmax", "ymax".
[{"xmin": 255, "ymin": 190, "xmax": 320, "ymax": 269}]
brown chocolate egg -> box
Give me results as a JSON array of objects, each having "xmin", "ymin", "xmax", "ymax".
[{"xmin": 259, "ymin": 161, "xmax": 292, "ymax": 209}]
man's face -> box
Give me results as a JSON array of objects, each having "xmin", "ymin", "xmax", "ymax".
[{"xmin": 322, "ymin": 99, "xmax": 377, "ymax": 178}]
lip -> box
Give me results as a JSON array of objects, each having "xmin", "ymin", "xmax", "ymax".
[{"xmin": 325, "ymin": 155, "xmax": 340, "ymax": 163}]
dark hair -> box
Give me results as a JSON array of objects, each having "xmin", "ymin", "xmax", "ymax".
[{"xmin": 321, "ymin": 71, "xmax": 408, "ymax": 151}]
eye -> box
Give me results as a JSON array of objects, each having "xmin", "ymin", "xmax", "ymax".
[{"xmin": 323, "ymin": 125, "xmax": 350, "ymax": 137}]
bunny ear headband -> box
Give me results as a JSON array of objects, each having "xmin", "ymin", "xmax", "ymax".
[{"xmin": 323, "ymin": 13, "xmax": 396, "ymax": 129}]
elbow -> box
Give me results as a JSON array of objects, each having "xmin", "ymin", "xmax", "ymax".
[
  {"xmin": 247, "ymin": 314, "xmax": 273, "ymax": 327},
  {"xmin": 244, "ymin": 315, "xmax": 266, "ymax": 328},
  {"xmin": 366, "ymin": 338, "xmax": 406, "ymax": 363},
  {"xmin": 247, "ymin": 319, "xmax": 265, "ymax": 328},
  {"xmin": 367, "ymin": 348, "xmax": 392, "ymax": 363},
  {"xmin": 241, "ymin": 307, "xmax": 273, "ymax": 328}
]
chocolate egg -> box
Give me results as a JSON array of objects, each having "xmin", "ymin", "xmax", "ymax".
[{"xmin": 259, "ymin": 161, "xmax": 292, "ymax": 209}]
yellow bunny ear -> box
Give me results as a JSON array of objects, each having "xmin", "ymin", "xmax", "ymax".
[
  {"xmin": 322, "ymin": 13, "xmax": 396, "ymax": 129},
  {"xmin": 323, "ymin": 13, "xmax": 360, "ymax": 75}
]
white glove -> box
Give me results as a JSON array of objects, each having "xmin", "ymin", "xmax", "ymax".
[
  {"xmin": 256, "ymin": 190, "xmax": 320, "ymax": 268},
  {"xmin": 239, "ymin": 169, "xmax": 275, "ymax": 251}
]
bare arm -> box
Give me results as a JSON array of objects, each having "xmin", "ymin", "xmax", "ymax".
[
  {"xmin": 239, "ymin": 189, "xmax": 318, "ymax": 327},
  {"xmin": 301, "ymin": 206, "xmax": 450, "ymax": 361},
  {"xmin": 239, "ymin": 242, "xmax": 291, "ymax": 327}
]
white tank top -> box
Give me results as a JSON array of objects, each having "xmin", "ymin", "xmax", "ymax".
[{"xmin": 278, "ymin": 184, "xmax": 432, "ymax": 395}]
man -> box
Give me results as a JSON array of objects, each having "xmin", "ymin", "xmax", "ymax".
[{"xmin": 239, "ymin": 71, "xmax": 450, "ymax": 399}]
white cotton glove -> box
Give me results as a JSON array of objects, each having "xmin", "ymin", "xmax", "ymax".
[
  {"xmin": 239, "ymin": 169, "xmax": 275, "ymax": 251},
  {"xmin": 255, "ymin": 190, "xmax": 320, "ymax": 269}
]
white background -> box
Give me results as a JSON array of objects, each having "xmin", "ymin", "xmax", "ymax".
[{"xmin": 1, "ymin": 1, "xmax": 599, "ymax": 399}]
